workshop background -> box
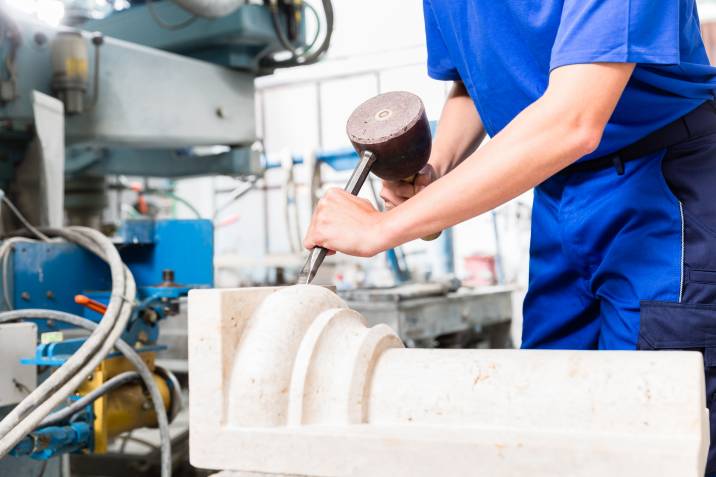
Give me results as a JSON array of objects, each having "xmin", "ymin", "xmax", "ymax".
[
  {"xmin": 175, "ymin": 0, "xmax": 716, "ymax": 343},
  {"xmin": 0, "ymin": 0, "xmax": 715, "ymax": 476},
  {"xmin": 175, "ymin": 0, "xmax": 533, "ymax": 344}
]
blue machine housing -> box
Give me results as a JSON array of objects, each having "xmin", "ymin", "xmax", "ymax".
[
  {"xmin": 5, "ymin": 221, "xmax": 207, "ymax": 459},
  {"xmin": 7, "ymin": 219, "xmax": 213, "ymax": 335}
]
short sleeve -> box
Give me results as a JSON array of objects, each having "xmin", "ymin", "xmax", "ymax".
[
  {"xmin": 551, "ymin": 0, "xmax": 680, "ymax": 71},
  {"xmin": 423, "ymin": 0, "xmax": 461, "ymax": 81}
]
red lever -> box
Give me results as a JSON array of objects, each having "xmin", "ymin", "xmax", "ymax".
[{"xmin": 75, "ymin": 295, "xmax": 107, "ymax": 315}]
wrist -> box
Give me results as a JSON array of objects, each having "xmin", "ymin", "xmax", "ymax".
[
  {"xmin": 428, "ymin": 151, "xmax": 457, "ymax": 179},
  {"xmin": 375, "ymin": 209, "xmax": 402, "ymax": 253}
]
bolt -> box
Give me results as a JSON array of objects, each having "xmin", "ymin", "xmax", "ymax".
[
  {"xmin": 33, "ymin": 32, "xmax": 47, "ymax": 46},
  {"xmin": 46, "ymin": 319, "xmax": 54, "ymax": 328},
  {"xmin": 87, "ymin": 374, "xmax": 93, "ymax": 381},
  {"xmin": 20, "ymin": 292, "xmax": 30, "ymax": 301},
  {"xmin": 162, "ymin": 269, "xmax": 175, "ymax": 283},
  {"xmin": 91, "ymin": 32, "xmax": 104, "ymax": 46},
  {"xmin": 215, "ymin": 107, "xmax": 225, "ymax": 118},
  {"xmin": 141, "ymin": 400, "xmax": 152, "ymax": 411},
  {"xmin": 46, "ymin": 291, "xmax": 54, "ymax": 300}
]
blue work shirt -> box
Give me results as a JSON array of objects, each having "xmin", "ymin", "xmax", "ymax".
[{"xmin": 423, "ymin": 0, "xmax": 716, "ymax": 160}]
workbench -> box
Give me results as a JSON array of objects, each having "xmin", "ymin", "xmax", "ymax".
[{"xmin": 339, "ymin": 284, "xmax": 516, "ymax": 348}]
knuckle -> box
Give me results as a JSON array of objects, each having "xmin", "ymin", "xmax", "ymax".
[{"xmin": 381, "ymin": 181, "xmax": 397, "ymax": 192}]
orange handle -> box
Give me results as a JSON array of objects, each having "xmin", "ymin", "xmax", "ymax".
[
  {"xmin": 401, "ymin": 175, "xmax": 442, "ymax": 241},
  {"xmin": 75, "ymin": 294, "xmax": 108, "ymax": 315}
]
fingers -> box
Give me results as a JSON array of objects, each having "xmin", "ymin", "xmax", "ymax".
[
  {"xmin": 413, "ymin": 164, "xmax": 437, "ymax": 190},
  {"xmin": 380, "ymin": 187, "xmax": 405, "ymax": 210},
  {"xmin": 395, "ymin": 181, "xmax": 418, "ymax": 197},
  {"xmin": 324, "ymin": 188, "xmax": 374, "ymax": 210},
  {"xmin": 304, "ymin": 188, "xmax": 373, "ymax": 251},
  {"xmin": 413, "ymin": 172, "xmax": 432, "ymax": 189},
  {"xmin": 304, "ymin": 225, "xmax": 334, "ymax": 253},
  {"xmin": 380, "ymin": 181, "xmax": 416, "ymax": 208}
]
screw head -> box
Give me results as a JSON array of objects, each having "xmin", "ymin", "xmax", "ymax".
[
  {"xmin": 33, "ymin": 32, "xmax": 47, "ymax": 46},
  {"xmin": 162, "ymin": 269, "xmax": 175, "ymax": 283}
]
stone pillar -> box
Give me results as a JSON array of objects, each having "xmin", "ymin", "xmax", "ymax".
[{"xmin": 188, "ymin": 285, "xmax": 709, "ymax": 477}]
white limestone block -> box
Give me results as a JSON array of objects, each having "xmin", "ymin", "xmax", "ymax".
[{"xmin": 188, "ymin": 285, "xmax": 709, "ymax": 477}]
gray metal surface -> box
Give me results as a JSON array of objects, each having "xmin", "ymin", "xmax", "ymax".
[
  {"xmin": 66, "ymin": 145, "xmax": 262, "ymax": 178},
  {"xmin": 0, "ymin": 322, "xmax": 37, "ymax": 407},
  {"xmin": 0, "ymin": 16, "xmax": 257, "ymax": 149},
  {"xmin": 156, "ymin": 298, "xmax": 189, "ymax": 374},
  {"xmin": 65, "ymin": 35, "xmax": 256, "ymax": 148},
  {"xmin": 342, "ymin": 285, "xmax": 515, "ymax": 346},
  {"xmin": 0, "ymin": 404, "xmax": 70, "ymax": 477},
  {"xmin": 83, "ymin": 3, "xmax": 287, "ymax": 71},
  {"xmin": 0, "ymin": 449, "xmax": 61, "ymax": 477},
  {"xmin": 11, "ymin": 92, "xmax": 65, "ymax": 228}
]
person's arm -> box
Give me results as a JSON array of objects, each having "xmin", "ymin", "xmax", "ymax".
[
  {"xmin": 380, "ymin": 81, "xmax": 486, "ymax": 209},
  {"xmin": 430, "ymin": 81, "xmax": 487, "ymax": 177},
  {"xmin": 304, "ymin": 62, "xmax": 635, "ymax": 257}
]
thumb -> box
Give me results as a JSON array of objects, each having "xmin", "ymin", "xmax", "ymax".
[{"xmin": 414, "ymin": 165, "xmax": 435, "ymax": 188}]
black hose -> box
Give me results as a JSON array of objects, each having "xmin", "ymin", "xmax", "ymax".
[
  {"xmin": 263, "ymin": 0, "xmax": 334, "ymax": 68},
  {"xmin": 39, "ymin": 372, "xmax": 141, "ymax": 427}
]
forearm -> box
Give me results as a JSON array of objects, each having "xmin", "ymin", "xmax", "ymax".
[
  {"xmin": 429, "ymin": 82, "xmax": 487, "ymax": 177},
  {"xmin": 381, "ymin": 63, "xmax": 635, "ymax": 248}
]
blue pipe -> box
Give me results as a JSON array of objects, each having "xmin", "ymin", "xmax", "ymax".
[{"xmin": 11, "ymin": 421, "xmax": 92, "ymax": 460}]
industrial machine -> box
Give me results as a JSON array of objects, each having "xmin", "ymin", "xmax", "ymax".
[{"xmin": 0, "ymin": 0, "xmax": 333, "ymax": 476}]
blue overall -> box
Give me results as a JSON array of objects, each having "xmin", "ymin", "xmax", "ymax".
[{"xmin": 423, "ymin": 0, "xmax": 716, "ymax": 473}]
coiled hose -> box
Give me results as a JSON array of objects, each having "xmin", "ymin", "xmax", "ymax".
[
  {"xmin": 0, "ymin": 228, "xmax": 157, "ymax": 468},
  {"xmin": 0, "ymin": 310, "xmax": 172, "ymax": 477}
]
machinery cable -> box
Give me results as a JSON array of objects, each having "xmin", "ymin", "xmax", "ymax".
[
  {"xmin": 39, "ymin": 371, "xmax": 141, "ymax": 428},
  {"xmin": 0, "ymin": 194, "xmax": 50, "ymax": 242},
  {"xmin": 213, "ymin": 178, "xmax": 257, "ymax": 220},
  {"xmin": 263, "ymin": 0, "xmax": 333, "ymax": 68},
  {"xmin": 119, "ymin": 433, "xmax": 160, "ymax": 453},
  {"xmin": 0, "ymin": 310, "xmax": 172, "ymax": 477},
  {"xmin": 0, "ymin": 196, "xmax": 131, "ymax": 438},
  {"xmin": 0, "ymin": 227, "xmax": 135, "ymax": 462},
  {"xmin": 147, "ymin": 0, "xmax": 199, "ymax": 30},
  {"xmin": 269, "ymin": 1, "xmax": 321, "ymax": 60},
  {"xmin": 35, "ymin": 460, "xmax": 48, "ymax": 477},
  {"xmin": 157, "ymin": 191, "xmax": 202, "ymax": 218}
]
